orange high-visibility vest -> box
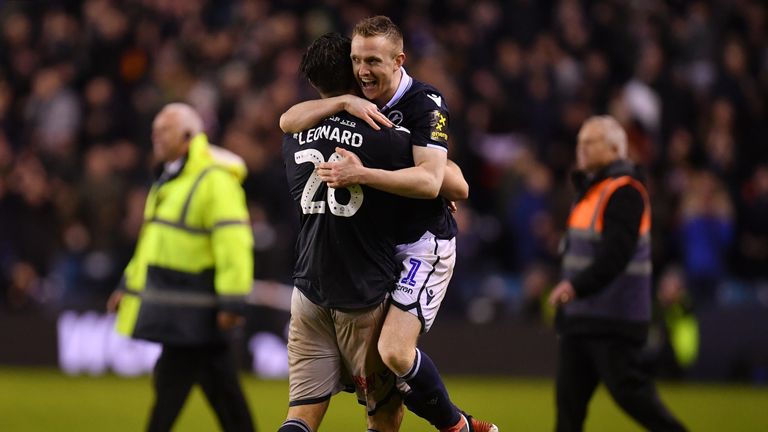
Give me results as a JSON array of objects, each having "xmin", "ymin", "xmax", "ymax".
[{"xmin": 561, "ymin": 175, "xmax": 653, "ymax": 322}]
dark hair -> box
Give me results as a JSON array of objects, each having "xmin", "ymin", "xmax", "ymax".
[{"xmin": 299, "ymin": 33, "xmax": 356, "ymax": 96}]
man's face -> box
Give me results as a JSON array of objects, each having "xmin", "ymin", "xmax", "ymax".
[
  {"xmin": 151, "ymin": 109, "xmax": 187, "ymax": 162},
  {"xmin": 576, "ymin": 121, "xmax": 617, "ymax": 172},
  {"xmin": 350, "ymin": 35, "xmax": 404, "ymax": 105}
]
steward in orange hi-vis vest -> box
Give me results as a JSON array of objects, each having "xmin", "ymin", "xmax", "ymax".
[
  {"xmin": 550, "ymin": 116, "xmax": 686, "ymax": 432},
  {"xmin": 558, "ymin": 160, "xmax": 653, "ymax": 342}
]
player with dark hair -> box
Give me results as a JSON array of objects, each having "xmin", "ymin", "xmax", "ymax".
[
  {"xmin": 298, "ymin": 33, "xmax": 358, "ymax": 97},
  {"xmin": 281, "ymin": 16, "xmax": 497, "ymax": 432},
  {"xmin": 278, "ymin": 32, "xmax": 412, "ymax": 432}
]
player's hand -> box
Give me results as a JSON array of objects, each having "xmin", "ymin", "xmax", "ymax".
[
  {"xmin": 317, "ymin": 147, "xmax": 365, "ymax": 188},
  {"xmin": 106, "ymin": 290, "xmax": 123, "ymax": 313},
  {"xmin": 342, "ymin": 95, "xmax": 393, "ymax": 130},
  {"xmin": 217, "ymin": 311, "xmax": 244, "ymax": 331},
  {"xmin": 448, "ymin": 201, "xmax": 458, "ymax": 213},
  {"xmin": 548, "ymin": 280, "xmax": 576, "ymax": 307}
]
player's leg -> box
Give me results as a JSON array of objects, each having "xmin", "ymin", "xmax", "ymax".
[
  {"xmin": 384, "ymin": 234, "xmax": 496, "ymax": 432},
  {"xmin": 146, "ymin": 345, "xmax": 199, "ymax": 432},
  {"xmin": 366, "ymin": 392, "xmax": 404, "ymax": 432},
  {"xmin": 594, "ymin": 337, "xmax": 687, "ymax": 432},
  {"xmin": 335, "ymin": 300, "xmax": 403, "ymax": 432},
  {"xmin": 197, "ymin": 343, "xmax": 255, "ymax": 432},
  {"xmin": 282, "ymin": 288, "xmax": 347, "ymax": 431},
  {"xmin": 278, "ymin": 402, "xmax": 330, "ymax": 432},
  {"xmin": 378, "ymin": 306, "xmax": 421, "ymax": 375},
  {"xmin": 379, "ymin": 306, "xmax": 461, "ymax": 429},
  {"xmin": 554, "ymin": 336, "xmax": 600, "ymax": 432},
  {"xmin": 384, "ymin": 257, "xmax": 460, "ymax": 429}
]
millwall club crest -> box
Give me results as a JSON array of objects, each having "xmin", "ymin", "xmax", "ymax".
[{"xmin": 387, "ymin": 110, "xmax": 404, "ymax": 125}]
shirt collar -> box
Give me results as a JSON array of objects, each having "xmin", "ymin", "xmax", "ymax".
[
  {"xmin": 157, "ymin": 155, "xmax": 186, "ymax": 184},
  {"xmin": 381, "ymin": 67, "xmax": 413, "ymax": 111},
  {"xmin": 164, "ymin": 157, "xmax": 185, "ymax": 176}
]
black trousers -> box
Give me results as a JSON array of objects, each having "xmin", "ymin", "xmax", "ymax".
[
  {"xmin": 555, "ymin": 335, "xmax": 687, "ymax": 432},
  {"xmin": 147, "ymin": 344, "xmax": 255, "ymax": 432}
]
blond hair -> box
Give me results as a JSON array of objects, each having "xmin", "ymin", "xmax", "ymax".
[{"xmin": 352, "ymin": 16, "xmax": 404, "ymax": 53}]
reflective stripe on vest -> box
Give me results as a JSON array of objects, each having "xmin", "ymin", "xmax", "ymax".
[
  {"xmin": 145, "ymin": 166, "xmax": 249, "ymax": 234},
  {"xmin": 562, "ymin": 175, "xmax": 653, "ymax": 322},
  {"xmin": 562, "ymin": 255, "xmax": 652, "ymax": 276},
  {"xmin": 125, "ymin": 286, "xmax": 246, "ymax": 308},
  {"xmin": 127, "ymin": 167, "xmax": 247, "ymax": 345}
]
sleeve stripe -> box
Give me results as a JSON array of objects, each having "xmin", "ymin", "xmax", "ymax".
[{"xmin": 426, "ymin": 144, "xmax": 448, "ymax": 152}]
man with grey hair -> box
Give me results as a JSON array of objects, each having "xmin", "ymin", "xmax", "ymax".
[
  {"xmin": 108, "ymin": 103, "xmax": 256, "ymax": 431},
  {"xmin": 548, "ymin": 115, "xmax": 686, "ymax": 431}
]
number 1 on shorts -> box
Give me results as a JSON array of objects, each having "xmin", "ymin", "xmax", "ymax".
[{"xmin": 401, "ymin": 258, "xmax": 421, "ymax": 287}]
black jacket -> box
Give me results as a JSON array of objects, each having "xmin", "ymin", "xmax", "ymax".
[{"xmin": 557, "ymin": 160, "xmax": 649, "ymax": 342}]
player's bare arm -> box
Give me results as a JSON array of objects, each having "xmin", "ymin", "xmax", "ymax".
[
  {"xmin": 279, "ymin": 94, "xmax": 393, "ymax": 133},
  {"xmin": 440, "ymin": 159, "xmax": 469, "ymax": 201},
  {"xmin": 317, "ymin": 148, "xmax": 467, "ymax": 201},
  {"xmin": 318, "ymin": 146, "xmax": 446, "ymax": 199}
]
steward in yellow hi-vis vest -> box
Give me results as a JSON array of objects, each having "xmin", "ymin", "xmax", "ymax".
[
  {"xmin": 114, "ymin": 132, "xmax": 253, "ymax": 346},
  {"xmin": 108, "ymin": 104, "xmax": 255, "ymax": 431}
]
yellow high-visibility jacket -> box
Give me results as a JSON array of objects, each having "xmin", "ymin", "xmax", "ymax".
[{"xmin": 115, "ymin": 133, "xmax": 253, "ymax": 345}]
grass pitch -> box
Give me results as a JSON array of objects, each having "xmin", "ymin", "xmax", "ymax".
[{"xmin": 1, "ymin": 368, "xmax": 766, "ymax": 431}]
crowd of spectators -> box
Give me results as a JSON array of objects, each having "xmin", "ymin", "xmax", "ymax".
[{"xmin": 0, "ymin": 0, "xmax": 766, "ymax": 321}]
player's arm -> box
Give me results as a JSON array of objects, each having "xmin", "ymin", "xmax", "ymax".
[
  {"xmin": 319, "ymin": 146, "xmax": 446, "ymax": 199},
  {"xmin": 279, "ymin": 94, "xmax": 393, "ymax": 133},
  {"xmin": 360, "ymin": 146, "xmax": 446, "ymax": 199},
  {"xmin": 440, "ymin": 159, "xmax": 469, "ymax": 201}
]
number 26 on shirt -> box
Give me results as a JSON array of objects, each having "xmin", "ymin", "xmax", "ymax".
[{"xmin": 295, "ymin": 149, "xmax": 364, "ymax": 218}]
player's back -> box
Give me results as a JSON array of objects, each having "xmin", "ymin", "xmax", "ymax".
[{"xmin": 282, "ymin": 112, "xmax": 413, "ymax": 309}]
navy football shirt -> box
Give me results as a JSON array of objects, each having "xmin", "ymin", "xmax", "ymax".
[
  {"xmin": 380, "ymin": 68, "xmax": 459, "ymax": 244},
  {"xmin": 283, "ymin": 112, "xmax": 413, "ymax": 309}
]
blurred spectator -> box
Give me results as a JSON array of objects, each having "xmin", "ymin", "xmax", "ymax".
[
  {"xmin": 82, "ymin": 77, "xmax": 124, "ymax": 145},
  {"xmin": 679, "ymin": 170, "xmax": 735, "ymax": 307},
  {"xmin": 736, "ymin": 165, "xmax": 768, "ymax": 279},
  {"xmin": 1, "ymin": 151, "xmax": 60, "ymax": 310},
  {"xmin": 520, "ymin": 264, "xmax": 556, "ymax": 322},
  {"xmin": 652, "ymin": 266, "xmax": 699, "ymax": 378},
  {"xmin": 502, "ymin": 153, "xmax": 558, "ymax": 270},
  {"xmin": 23, "ymin": 67, "xmax": 81, "ymax": 167}
]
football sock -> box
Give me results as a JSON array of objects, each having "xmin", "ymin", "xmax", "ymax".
[
  {"xmin": 401, "ymin": 348, "xmax": 461, "ymax": 429},
  {"xmin": 278, "ymin": 418, "xmax": 312, "ymax": 432}
]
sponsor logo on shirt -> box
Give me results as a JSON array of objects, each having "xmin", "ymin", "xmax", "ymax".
[
  {"xmin": 429, "ymin": 110, "xmax": 449, "ymax": 143},
  {"xmin": 395, "ymin": 284, "xmax": 414, "ymax": 295}
]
